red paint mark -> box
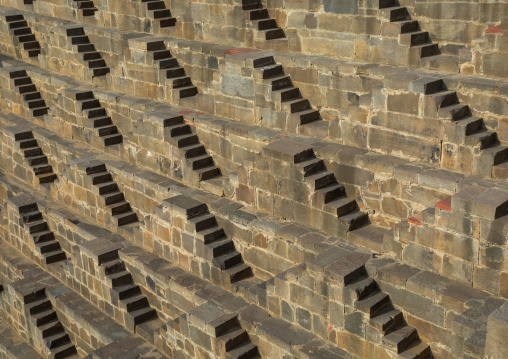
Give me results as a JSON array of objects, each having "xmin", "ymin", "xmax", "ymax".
[
  {"xmin": 177, "ymin": 110, "xmax": 194, "ymax": 115},
  {"xmin": 486, "ymin": 25, "xmax": 502, "ymax": 34},
  {"xmin": 436, "ymin": 196, "xmax": 452, "ymax": 212},
  {"xmin": 328, "ymin": 324, "xmax": 334, "ymax": 331},
  {"xmin": 408, "ymin": 214, "xmax": 423, "ymax": 227},
  {"xmin": 225, "ymin": 48, "xmax": 261, "ymax": 55},
  {"xmin": 196, "ymin": 111, "xmax": 205, "ymax": 115},
  {"xmin": 277, "ymin": 133, "xmax": 289, "ymax": 138}
]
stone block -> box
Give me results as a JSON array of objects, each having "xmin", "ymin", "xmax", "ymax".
[{"xmin": 262, "ymin": 140, "xmax": 313, "ymax": 164}]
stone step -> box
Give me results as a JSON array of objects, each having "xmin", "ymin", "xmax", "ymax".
[
  {"xmin": 190, "ymin": 154, "xmax": 214, "ymax": 170},
  {"xmin": 14, "ymin": 76, "xmax": 32, "ymax": 86},
  {"xmin": 165, "ymin": 66, "xmax": 186, "ymax": 79},
  {"xmin": 225, "ymin": 263, "xmax": 252, "ymax": 283},
  {"xmin": 50, "ymin": 341, "xmax": 76, "ymax": 359},
  {"xmin": 101, "ymin": 258, "xmax": 125, "ymax": 275},
  {"xmin": 325, "ymin": 196, "xmax": 358, "ymax": 217},
  {"xmin": 242, "ymin": 0, "xmax": 262, "ymax": 10},
  {"xmin": 150, "ymin": 9, "xmax": 171, "ymax": 19},
  {"xmin": 454, "ymin": 116, "xmax": 484, "ymax": 136},
  {"xmin": 23, "ymin": 146, "xmax": 43, "ymax": 157},
  {"xmin": 17, "ymin": 84, "xmax": 37, "ymax": 94},
  {"xmin": 79, "ymin": 99, "xmax": 100, "ymax": 111},
  {"xmin": 108, "ymin": 200, "xmax": 132, "ymax": 216},
  {"xmin": 101, "ymin": 133, "xmax": 123, "ymax": 146},
  {"xmin": 32, "ymin": 164, "xmax": 53, "ymax": 176},
  {"xmin": 84, "ymin": 107, "xmax": 106, "ymax": 118},
  {"xmin": 90, "ymin": 171, "xmax": 112, "ymax": 185},
  {"xmin": 121, "ymin": 294, "xmax": 149, "ymax": 312},
  {"xmin": 370, "ymin": 306, "xmax": 403, "ymax": 334},
  {"xmin": 188, "ymin": 213, "xmax": 217, "ymax": 232},
  {"xmin": 37, "ymin": 172, "xmax": 57, "ymax": 184},
  {"xmin": 182, "ymin": 143, "xmax": 206, "ymax": 158},
  {"xmin": 196, "ymin": 225, "xmax": 226, "ymax": 244},
  {"xmin": 170, "ymin": 134, "xmax": 199, "ymax": 148},
  {"xmin": 36, "ymin": 239, "xmax": 61, "ymax": 254},
  {"xmin": 95, "ymin": 181, "xmax": 119, "ymax": 195},
  {"xmin": 264, "ymin": 28, "xmax": 285, "ymax": 40},
  {"xmin": 32, "ymin": 308, "xmax": 57, "ymax": 327},
  {"xmin": 77, "ymin": 44, "xmax": 95, "ymax": 53},
  {"xmin": 290, "ymin": 108, "xmax": 320, "ymax": 125},
  {"xmin": 8, "ymin": 20, "xmax": 28, "ymax": 29},
  {"xmin": 354, "ymin": 291, "xmax": 390, "ymax": 317},
  {"xmin": 23, "ymin": 91, "xmax": 42, "ymax": 101},
  {"xmin": 177, "ymin": 85, "xmax": 198, "ymax": 98},
  {"xmin": 18, "ymin": 138, "xmax": 37, "ymax": 148},
  {"xmin": 296, "ymin": 157, "xmax": 324, "ymax": 177},
  {"xmin": 465, "ymin": 130, "xmax": 497, "ymax": 150},
  {"xmin": 438, "ymin": 103, "xmax": 470, "ymax": 121},
  {"xmin": 253, "ymin": 18, "xmax": 277, "ymax": 31},
  {"xmin": 38, "ymin": 318, "xmax": 64, "ymax": 338},
  {"xmin": 305, "ymin": 171, "xmax": 336, "ymax": 190},
  {"xmin": 272, "ymin": 86, "xmax": 300, "ymax": 102},
  {"xmin": 204, "ymin": 238, "xmax": 234, "ymax": 258},
  {"xmin": 28, "ymin": 220, "xmax": 49, "ymax": 233},
  {"xmin": 380, "ymin": 6, "xmax": 409, "ymax": 22},
  {"xmin": 44, "ymin": 250, "xmax": 66, "ymax": 264},
  {"xmin": 85, "ymin": 59, "xmax": 107, "ymax": 69},
  {"xmin": 416, "ymin": 43, "xmax": 440, "ymax": 58},
  {"xmin": 65, "ymin": 27, "xmax": 85, "ymax": 37},
  {"xmin": 269, "ymin": 75, "xmax": 292, "ymax": 90},
  {"xmin": 152, "ymin": 49, "xmax": 172, "ymax": 60},
  {"xmin": 218, "ymin": 326, "xmax": 248, "ymax": 352},
  {"xmin": 159, "ymin": 17, "xmax": 177, "ymax": 28},
  {"xmin": 77, "ymin": 1, "xmax": 95, "ymax": 9},
  {"xmin": 382, "ymin": 325, "xmax": 417, "ymax": 354},
  {"xmin": 170, "ymin": 76, "xmax": 193, "ymax": 89},
  {"xmin": 26, "ymin": 297, "xmax": 52, "ymax": 315},
  {"xmin": 13, "ymin": 27, "xmax": 31, "ymax": 36},
  {"xmin": 32, "ymin": 230, "xmax": 55, "ymax": 244},
  {"xmin": 399, "ymin": 31, "xmax": 430, "ymax": 47},
  {"xmin": 82, "ymin": 7, "xmax": 98, "ymax": 17},
  {"xmin": 108, "ymin": 271, "xmax": 134, "ymax": 288},
  {"xmin": 31, "ymin": 106, "xmax": 49, "ymax": 117},
  {"xmin": 99, "ymin": 190, "xmax": 125, "ymax": 206},
  {"xmin": 262, "ymin": 64, "xmax": 283, "ymax": 79},
  {"xmin": 43, "ymin": 330, "xmax": 70, "ymax": 350},
  {"xmin": 112, "ymin": 211, "xmax": 138, "ymax": 226},
  {"xmin": 92, "ymin": 67, "xmax": 110, "ymax": 77},
  {"xmin": 213, "ymin": 251, "xmax": 242, "ymax": 270},
  {"xmin": 399, "ymin": 340, "xmax": 430, "ymax": 359},
  {"xmin": 114, "ymin": 284, "xmax": 142, "ymax": 300},
  {"xmin": 17, "ymin": 33, "xmax": 36, "ymax": 43},
  {"xmin": 5, "ymin": 14, "xmax": 24, "ymax": 22},
  {"xmin": 195, "ymin": 165, "xmax": 221, "ymax": 181},
  {"xmin": 314, "ymin": 183, "xmax": 346, "ymax": 205},
  {"xmin": 21, "ymin": 210, "xmax": 42, "ymax": 223},
  {"xmin": 248, "ymin": 8, "xmax": 269, "ymax": 20},
  {"xmin": 339, "ymin": 209, "xmax": 369, "ymax": 231},
  {"xmin": 347, "ymin": 276, "xmax": 378, "ymax": 302},
  {"xmin": 91, "ymin": 116, "xmax": 114, "ymax": 128},
  {"xmin": 167, "ymin": 123, "xmax": 192, "ymax": 137},
  {"xmin": 282, "ymin": 98, "xmax": 310, "ymax": 113},
  {"xmin": 225, "ymin": 341, "xmax": 258, "ymax": 359},
  {"xmin": 146, "ymin": 0, "xmax": 165, "ymax": 10},
  {"xmin": 127, "ymin": 306, "xmax": 157, "ymax": 327},
  {"xmin": 379, "ymin": 0, "xmax": 396, "ymax": 9},
  {"xmin": 427, "ymin": 90, "xmax": 459, "ymax": 109},
  {"xmin": 26, "ymin": 155, "xmax": 48, "ymax": 166},
  {"xmin": 70, "ymin": 35, "xmax": 90, "ymax": 45}
]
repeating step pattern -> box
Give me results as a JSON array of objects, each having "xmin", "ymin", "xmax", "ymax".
[
  {"xmin": 341, "ymin": 256, "xmax": 430, "ymax": 358},
  {"xmin": 297, "ymin": 149, "xmax": 369, "ymax": 231},
  {"xmin": 215, "ymin": 317, "xmax": 259, "ymax": 358},
  {"xmin": 25, "ymin": 291, "xmax": 77, "ymax": 358},
  {"xmin": 16, "ymin": 200, "xmax": 66, "ymax": 264},
  {"xmin": 99, "ymin": 249, "xmax": 157, "ymax": 329},
  {"xmin": 164, "ymin": 113, "xmax": 220, "ymax": 182},
  {"xmin": 167, "ymin": 195, "xmax": 252, "ymax": 284},
  {"xmin": 379, "ymin": 0, "xmax": 439, "ymax": 60},
  {"xmin": 86, "ymin": 164, "xmax": 138, "ymax": 226},
  {"xmin": 254, "ymin": 56, "xmax": 321, "ymax": 128},
  {"xmin": 72, "ymin": 0, "xmax": 98, "ymax": 17},
  {"xmin": 9, "ymin": 69, "xmax": 49, "ymax": 117},
  {"xmin": 65, "ymin": 27, "xmax": 109, "ymax": 77},
  {"xmin": 140, "ymin": 0, "xmax": 177, "ymax": 28},
  {"xmin": 148, "ymin": 41, "xmax": 197, "ymax": 99},
  {"xmin": 423, "ymin": 79, "xmax": 508, "ymax": 173},
  {"xmin": 242, "ymin": 0, "xmax": 284, "ymax": 40},
  {"xmin": 3, "ymin": 14, "xmax": 41, "ymax": 58},
  {"xmin": 73, "ymin": 90, "xmax": 123, "ymax": 146},
  {"xmin": 14, "ymin": 131, "xmax": 58, "ymax": 184}
]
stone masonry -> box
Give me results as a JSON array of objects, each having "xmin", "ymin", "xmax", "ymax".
[{"xmin": 0, "ymin": 1, "xmax": 506, "ymax": 359}]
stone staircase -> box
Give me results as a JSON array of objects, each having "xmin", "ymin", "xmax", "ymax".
[
  {"xmin": 65, "ymin": 27, "xmax": 109, "ymax": 77},
  {"xmin": 379, "ymin": 0, "xmax": 439, "ymax": 63},
  {"xmin": 423, "ymin": 79, "xmax": 508, "ymax": 174},
  {"xmin": 25, "ymin": 290, "xmax": 77, "ymax": 358},
  {"xmin": 138, "ymin": 0, "xmax": 177, "ymax": 29},
  {"xmin": 332, "ymin": 253, "xmax": 430, "ymax": 358},
  {"xmin": 242, "ymin": 0, "xmax": 284, "ymax": 40},
  {"xmin": 14, "ymin": 130, "xmax": 57, "ymax": 184},
  {"xmin": 165, "ymin": 195, "xmax": 253, "ymax": 284},
  {"xmin": 73, "ymin": 90, "xmax": 123, "ymax": 146},
  {"xmin": 98, "ymin": 248, "xmax": 158, "ymax": 329},
  {"xmin": 147, "ymin": 40, "xmax": 197, "ymax": 99},
  {"xmin": 72, "ymin": 0, "xmax": 98, "ymax": 17},
  {"xmin": 254, "ymin": 56, "xmax": 321, "ymax": 129},
  {"xmin": 15, "ymin": 199, "xmax": 66, "ymax": 264},
  {"xmin": 86, "ymin": 163, "xmax": 138, "ymax": 226},
  {"xmin": 4, "ymin": 13, "xmax": 41, "ymax": 58},
  {"xmin": 9, "ymin": 69, "xmax": 49, "ymax": 117},
  {"xmin": 296, "ymin": 148, "xmax": 369, "ymax": 231},
  {"xmin": 162, "ymin": 113, "xmax": 221, "ymax": 182}
]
